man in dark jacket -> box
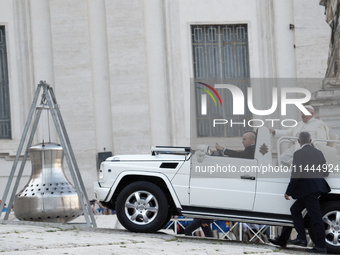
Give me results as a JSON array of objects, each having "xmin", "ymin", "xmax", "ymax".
[
  {"xmin": 269, "ymin": 131, "xmax": 330, "ymax": 254},
  {"xmin": 215, "ymin": 131, "xmax": 256, "ymax": 159}
]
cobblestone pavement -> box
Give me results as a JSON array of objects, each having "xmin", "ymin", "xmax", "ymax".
[{"xmin": 0, "ymin": 215, "xmax": 310, "ymax": 255}]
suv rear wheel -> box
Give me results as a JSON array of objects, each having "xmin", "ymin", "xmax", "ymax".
[
  {"xmin": 116, "ymin": 181, "xmax": 169, "ymax": 232},
  {"xmin": 322, "ymin": 202, "xmax": 340, "ymax": 254},
  {"xmin": 310, "ymin": 202, "xmax": 340, "ymax": 254}
]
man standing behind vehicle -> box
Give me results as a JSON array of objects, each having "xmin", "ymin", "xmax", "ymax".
[
  {"xmin": 269, "ymin": 132, "xmax": 330, "ymax": 254},
  {"xmin": 215, "ymin": 131, "xmax": 256, "ymax": 159}
]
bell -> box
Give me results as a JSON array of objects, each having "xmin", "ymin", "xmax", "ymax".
[{"xmin": 14, "ymin": 143, "xmax": 82, "ymax": 223}]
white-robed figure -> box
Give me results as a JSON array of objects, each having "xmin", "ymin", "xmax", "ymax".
[{"xmin": 270, "ymin": 105, "xmax": 330, "ymax": 166}]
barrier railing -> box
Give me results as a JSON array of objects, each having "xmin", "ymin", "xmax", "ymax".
[
  {"xmin": 277, "ymin": 136, "xmax": 340, "ymax": 166},
  {"xmin": 276, "ymin": 136, "xmax": 297, "ymax": 166},
  {"xmin": 165, "ymin": 217, "xmax": 274, "ymax": 243}
]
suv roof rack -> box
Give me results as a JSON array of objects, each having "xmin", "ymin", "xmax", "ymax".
[{"xmin": 151, "ymin": 146, "xmax": 191, "ymax": 155}]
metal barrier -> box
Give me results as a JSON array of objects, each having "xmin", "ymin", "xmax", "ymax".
[
  {"xmin": 313, "ymin": 138, "xmax": 340, "ymax": 149},
  {"xmin": 166, "ymin": 217, "xmax": 274, "ymax": 243},
  {"xmin": 276, "ymin": 136, "xmax": 297, "ymax": 166},
  {"xmin": 277, "ymin": 136, "xmax": 340, "ymax": 166}
]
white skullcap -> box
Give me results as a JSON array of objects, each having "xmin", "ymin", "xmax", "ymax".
[{"xmin": 304, "ymin": 105, "xmax": 314, "ymax": 112}]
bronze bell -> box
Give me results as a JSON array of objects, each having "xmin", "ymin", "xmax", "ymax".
[{"xmin": 14, "ymin": 143, "xmax": 82, "ymax": 223}]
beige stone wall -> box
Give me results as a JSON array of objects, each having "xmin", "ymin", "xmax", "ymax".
[
  {"xmin": 293, "ymin": 0, "xmax": 329, "ymax": 81},
  {"xmin": 105, "ymin": 0, "xmax": 151, "ymax": 155}
]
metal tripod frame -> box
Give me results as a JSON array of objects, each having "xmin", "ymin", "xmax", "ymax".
[{"xmin": 0, "ymin": 81, "xmax": 97, "ymax": 227}]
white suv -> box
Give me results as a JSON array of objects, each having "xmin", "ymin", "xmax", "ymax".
[{"xmin": 94, "ymin": 126, "xmax": 340, "ymax": 254}]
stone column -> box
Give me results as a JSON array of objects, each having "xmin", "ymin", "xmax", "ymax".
[
  {"xmin": 12, "ymin": 0, "xmax": 35, "ymax": 139},
  {"xmin": 143, "ymin": 0, "xmax": 171, "ymax": 146},
  {"xmin": 163, "ymin": 0, "xmax": 189, "ymax": 146},
  {"xmin": 29, "ymin": 0, "xmax": 57, "ymax": 142},
  {"xmin": 87, "ymin": 0, "xmax": 113, "ymax": 153},
  {"xmin": 29, "ymin": 0, "xmax": 55, "ymax": 85}
]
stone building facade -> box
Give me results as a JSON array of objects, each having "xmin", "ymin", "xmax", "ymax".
[{"xmin": 0, "ymin": 0, "xmax": 334, "ymax": 198}]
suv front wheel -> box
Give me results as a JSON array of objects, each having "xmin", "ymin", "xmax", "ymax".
[{"xmin": 116, "ymin": 181, "xmax": 169, "ymax": 233}]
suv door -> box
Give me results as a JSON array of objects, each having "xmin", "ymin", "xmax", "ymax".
[
  {"xmin": 189, "ymin": 151, "xmax": 257, "ymax": 211},
  {"xmin": 253, "ymin": 173, "xmax": 293, "ymax": 214}
]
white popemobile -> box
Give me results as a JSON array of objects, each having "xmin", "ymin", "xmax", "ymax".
[{"xmin": 94, "ymin": 126, "xmax": 340, "ymax": 254}]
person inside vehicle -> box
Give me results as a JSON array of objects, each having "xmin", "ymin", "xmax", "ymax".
[
  {"xmin": 215, "ymin": 131, "xmax": 256, "ymax": 159},
  {"xmin": 269, "ymin": 105, "xmax": 329, "ymax": 166}
]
